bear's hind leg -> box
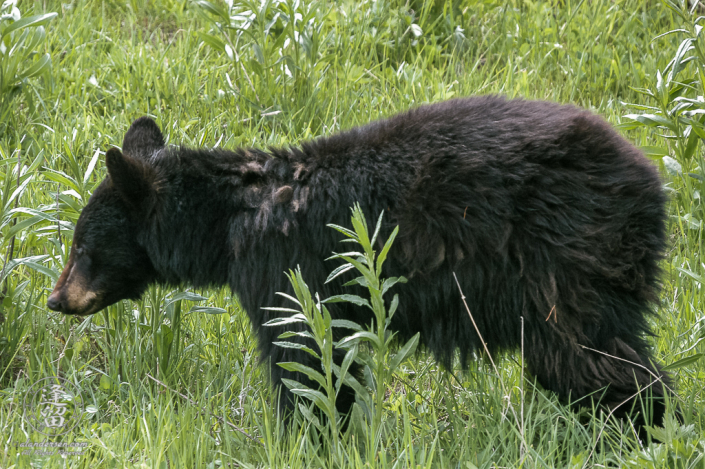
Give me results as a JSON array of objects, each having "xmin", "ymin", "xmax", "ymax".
[
  {"xmin": 525, "ymin": 323, "xmax": 672, "ymax": 440},
  {"xmin": 578, "ymin": 338, "xmax": 673, "ymax": 433}
]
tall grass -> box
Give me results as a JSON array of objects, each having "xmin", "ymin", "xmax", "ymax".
[{"xmin": 0, "ymin": 0, "xmax": 703, "ymax": 467}]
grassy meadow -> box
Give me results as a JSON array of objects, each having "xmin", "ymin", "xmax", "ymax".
[{"xmin": 1, "ymin": 0, "xmax": 705, "ymax": 467}]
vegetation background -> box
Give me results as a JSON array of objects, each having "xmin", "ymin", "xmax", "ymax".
[{"xmin": 1, "ymin": 0, "xmax": 704, "ymax": 467}]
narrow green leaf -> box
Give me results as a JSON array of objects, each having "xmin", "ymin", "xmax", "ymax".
[
  {"xmin": 624, "ymin": 113, "xmax": 677, "ymax": 131},
  {"xmin": 3, "ymin": 174, "xmax": 33, "ymax": 213},
  {"xmin": 272, "ymin": 341, "xmax": 320, "ymax": 359},
  {"xmin": 166, "ymin": 291, "xmax": 208, "ymax": 306},
  {"xmin": 662, "ymin": 353, "xmax": 704, "ymax": 371},
  {"xmin": 8, "ymin": 207, "xmax": 54, "ymax": 219},
  {"xmin": 263, "ymin": 313, "xmax": 308, "ymax": 326},
  {"xmin": 690, "ymin": 122, "xmax": 705, "ymax": 140},
  {"xmin": 651, "ymin": 29, "xmax": 689, "ymax": 41},
  {"xmin": 21, "ymin": 260, "xmax": 58, "ymax": 281},
  {"xmin": 627, "ymin": 86, "xmax": 656, "ymax": 99},
  {"xmin": 278, "ymin": 362, "xmax": 327, "ymax": 389},
  {"xmin": 380, "ymin": 276, "xmax": 407, "ymax": 297},
  {"xmin": 388, "ymin": 294, "xmax": 400, "ymax": 319},
  {"xmin": 252, "ymin": 43, "xmax": 265, "ymax": 64},
  {"xmin": 192, "ymin": 0, "xmax": 230, "ymax": 21},
  {"xmin": 370, "ymin": 210, "xmax": 385, "ymax": 248},
  {"xmin": 640, "ymin": 145, "xmax": 669, "ymax": 158},
  {"xmin": 323, "ymin": 294, "xmax": 372, "ymax": 309},
  {"xmin": 196, "ymin": 31, "xmax": 225, "ymax": 52},
  {"xmin": 261, "ymin": 307, "xmax": 303, "ymax": 314},
  {"xmin": 189, "ymin": 306, "xmax": 227, "ymax": 314},
  {"xmin": 326, "ymin": 223, "xmax": 358, "ymax": 239},
  {"xmin": 6, "ymin": 215, "xmax": 45, "ymax": 238},
  {"xmin": 337, "ymin": 331, "xmax": 381, "ymax": 348},
  {"xmin": 335, "ymin": 346, "xmax": 358, "ymax": 394},
  {"xmin": 274, "ymin": 291, "xmax": 302, "ymax": 306},
  {"xmin": 83, "ymin": 149, "xmax": 101, "ymax": 184},
  {"xmin": 683, "ymin": 130, "xmax": 700, "ymax": 161},
  {"xmin": 325, "ymin": 251, "xmax": 364, "ymax": 261},
  {"xmin": 376, "ymin": 226, "xmax": 399, "ymax": 277},
  {"xmin": 43, "ymin": 169, "xmax": 80, "ymax": 192},
  {"xmin": 350, "ymin": 210, "xmax": 371, "ymax": 249},
  {"xmin": 389, "ymin": 333, "xmax": 420, "ymax": 373},
  {"xmin": 281, "ymin": 379, "xmax": 334, "ymax": 417},
  {"xmin": 0, "ymin": 255, "xmax": 48, "ymax": 285},
  {"xmin": 676, "ymin": 266, "xmax": 705, "ymax": 284},
  {"xmin": 671, "ymin": 38, "xmax": 694, "ymax": 79},
  {"xmin": 342, "ymin": 275, "xmax": 369, "ymax": 288},
  {"xmin": 325, "ymin": 262, "xmax": 355, "ymax": 284},
  {"xmin": 621, "ymin": 103, "xmax": 660, "ymax": 112},
  {"xmin": 277, "ymin": 331, "xmax": 314, "ymax": 340},
  {"xmin": 2, "ymin": 12, "xmax": 57, "ymax": 37},
  {"xmin": 16, "ymin": 53, "xmax": 51, "ymax": 81},
  {"xmin": 615, "ymin": 121, "xmax": 645, "ymax": 131},
  {"xmin": 330, "ymin": 319, "xmax": 363, "ymax": 331}
]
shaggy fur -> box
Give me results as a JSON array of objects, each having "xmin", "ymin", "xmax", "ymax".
[{"xmin": 48, "ymin": 96, "xmax": 670, "ymax": 436}]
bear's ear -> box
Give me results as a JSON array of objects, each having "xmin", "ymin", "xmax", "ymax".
[
  {"xmin": 106, "ymin": 147, "xmax": 156, "ymax": 211},
  {"xmin": 122, "ymin": 117, "xmax": 165, "ymax": 160}
]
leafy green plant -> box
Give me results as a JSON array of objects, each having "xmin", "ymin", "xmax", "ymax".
[
  {"xmin": 619, "ymin": 0, "xmax": 705, "ymax": 431},
  {"xmin": 619, "ymin": 0, "xmax": 705, "ymax": 244},
  {"xmin": 0, "ymin": 148, "xmax": 57, "ymax": 288},
  {"xmin": 0, "ymin": 278, "xmax": 31, "ymax": 382},
  {"xmin": 621, "ymin": 0, "xmax": 705, "ymax": 172},
  {"xmin": 618, "ymin": 0, "xmax": 705, "ymax": 239},
  {"xmin": 265, "ymin": 204, "xmax": 420, "ymax": 457},
  {"xmin": 0, "ymin": 1, "xmax": 56, "ymax": 126},
  {"xmin": 325, "ymin": 205, "xmax": 420, "ymax": 447},
  {"xmin": 263, "ymin": 267, "xmax": 352, "ymax": 460},
  {"xmin": 192, "ymin": 0, "xmax": 331, "ymax": 118}
]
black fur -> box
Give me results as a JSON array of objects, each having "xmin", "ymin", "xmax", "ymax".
[{"xmin": 49, "ymin": 96, "xmax": 671, "ymax": 436}]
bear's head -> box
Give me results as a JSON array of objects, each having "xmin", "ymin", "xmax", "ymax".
[{"xmin": 47, "ymin": 117, "xmax": 164, "ymax": 316}]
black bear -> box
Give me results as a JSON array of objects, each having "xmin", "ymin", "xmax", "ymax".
[{"xmin": 47, "ymin": 96, "xmax": 671, "ymax": 436}]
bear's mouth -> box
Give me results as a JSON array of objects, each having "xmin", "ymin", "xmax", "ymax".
[
  {"xmin": 62, "ymin": 299, "xmax": 102, "ymax": 316},
  {"xmin": 47, "ymin": 287, "xmax": 105, "ymax": 316}
]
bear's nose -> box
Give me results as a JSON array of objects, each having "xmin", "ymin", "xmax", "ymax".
[{"xmin": 47, "ymin": 293, "xmax": 64, "ymax": 312}]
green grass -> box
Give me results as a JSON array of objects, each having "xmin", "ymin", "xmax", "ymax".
[{"xmin": 1, "ymin": 0, "xmax": 704, "ymax": 467}]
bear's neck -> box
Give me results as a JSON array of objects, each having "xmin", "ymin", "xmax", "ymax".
[{"xmin": 144, "ymin": 141, "xmax": 409, "ymax": 319}]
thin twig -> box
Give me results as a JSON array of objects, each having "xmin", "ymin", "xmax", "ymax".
[
  {"xmin": 52, "ymin": 328, "xmax": 74, "ymax": 377},
  {"xmin": 578, "ymin": 344, "xmax": 680, "ymax": 400},
  {"xmin": 545, "ymin": 305, "xmax": 556, "ymax": 322},
  {"xmin": 452, "ymin": 272, "xmax": 524, "ymax": 448},
  {"xmin": 146, "ymin": 373, "xmax": 263, "ymax": 446}
]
